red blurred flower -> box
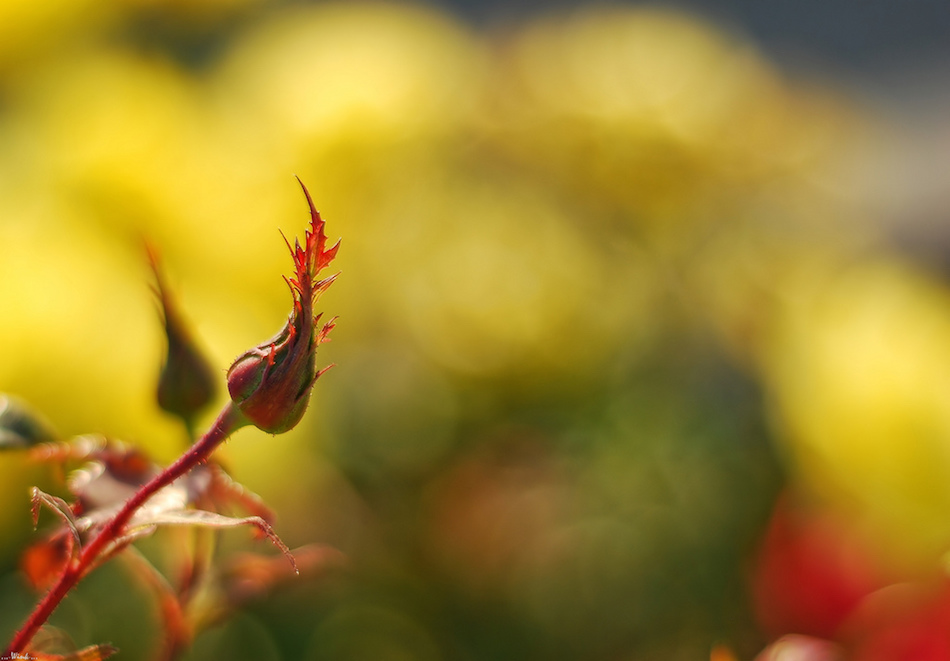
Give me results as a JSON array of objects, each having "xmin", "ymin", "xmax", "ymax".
[
  {"xmin": 750, "ymin": 494, "xmax": 888, "ymax": 640},
  {"xmin": 845, "ymin": 580, "xmax": 950, "ymax": 661}
]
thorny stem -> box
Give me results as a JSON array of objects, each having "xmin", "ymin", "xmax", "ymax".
[{"xmin": 4, "ymin": 402, "xmax": 247, "ymax": 656}]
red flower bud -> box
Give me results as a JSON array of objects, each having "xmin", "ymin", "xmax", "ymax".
[{"xmin": 227, "ymin": 178, "xmax": 340, "ymax": 434}]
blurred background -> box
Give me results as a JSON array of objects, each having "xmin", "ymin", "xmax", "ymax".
[{"xmin": 0, "ymin": 0, "xmax": 949, "ymax": 659}]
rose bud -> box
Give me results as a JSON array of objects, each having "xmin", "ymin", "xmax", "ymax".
[
  {"xmin": 149, "ymin": 246, "xmax": 218, "ymax": 433},
  {"xmin": 227, "ymin": 178, "xmax": 340, "ymax": 434}
]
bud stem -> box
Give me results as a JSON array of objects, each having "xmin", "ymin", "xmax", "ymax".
[{"xmin": 4, "ymin": 402, "xmax": 248, "ymax": 656}]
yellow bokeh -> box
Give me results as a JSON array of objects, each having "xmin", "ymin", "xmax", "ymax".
[
  {"xmin": 0, "ymin": 0, "xmax": 936, "ymax": 656},
  {"xmin": 765, "ymin": 258, "xmax": 950, "ymax": 566}
]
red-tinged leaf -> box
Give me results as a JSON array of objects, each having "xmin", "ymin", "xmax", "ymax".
[
  {"xmin": 205, "ymin": 464, "xmax": 275, "ymax": 524},
  {"xmin": 221, "ymin": 544, "xmax": 346, "ymax": 605},
  {"xmin": 21, "ymin": 532, "xmax": 71, "ymax": 591},
  {"xmin": 30, "ymin": 437, "xmax": 158, "ymax": 507},
  {"xmin": 31, "ymin": 438, "xmax": 186, "ymax": 531},
  {"xmin": 22, "ymin": 433, "xmax": 302, "ymax": 609},
  {"xmin": 22, "ymin": 625, "xmax": 74, "ymax": 654},
  {"xmin": 26, "ymin": 644, "xmax": 119, "ymax": 660},
  {"xmin": 29, "ymin": 435, "xmax": 106, "ymax": 466},
  {"xmin": 24, "ymin": 628, "xmax": 118, "ymax": 661},
  {"xmin": 30, "ymin": 488, "xmax": 83, "ymax": 547},
  {"xmin": 91, "ymin": 526, "xmax": 159, "ymax": 573},
  {"xmin": 126, "ymin": 509, "xmax": 297, "ymax": 574},
  {"xmin": 66, "ymin": 440, "xmax": 158, "ymax": 511},
  {"xmin": 119, "ymin": 549, "xmax": 192, "ymax": 660},
  {"xmin": 99, "ymin": 447, "xmax": 155, "ymax": 486},
  {"xmin": 69, "ymin": 464, "xmax": 150, "ymax": 521}
]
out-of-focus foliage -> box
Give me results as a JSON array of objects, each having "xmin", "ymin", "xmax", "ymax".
[{"xmin": 0, "ymin": 0, "xmax": 940, "ymax": 658}]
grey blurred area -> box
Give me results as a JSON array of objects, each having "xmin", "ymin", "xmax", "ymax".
[{"xmin": 439, "ymin": 0, "xmax": 950, "ymax": 77}]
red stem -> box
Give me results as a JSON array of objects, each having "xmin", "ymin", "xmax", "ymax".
[{"xmin": 4, "ymin": 402, "xmax": 247, "ymax": 656}]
